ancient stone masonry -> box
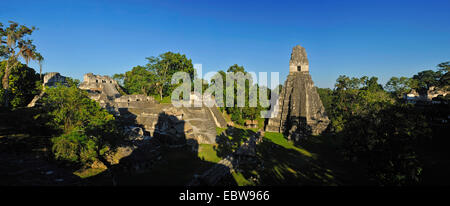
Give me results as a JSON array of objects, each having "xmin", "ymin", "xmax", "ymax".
[
  {"xmin": 78, "ymin": 73, "xmax": 227, "ymax": 145},
  {"xmin": 27, "ymin": 72, "xmax": 68, "ymax": 107},
  {"xmin": 43, "ymin": 72, "xmax": 68, "ymax": 87},
  {"xmin": 79, "ymin": 73, "xmax": 122, "ymax": 107},
  {"xmin": 266, "ymin": 45, "xmax": 329, "ymax": 140},
  {"xmin": 404, "ymin": 86, "xmax": 449, "ymax": 103}
]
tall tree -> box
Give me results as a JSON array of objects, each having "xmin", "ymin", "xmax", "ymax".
[
  {"xmin": 412, "ymin": 70, "xmax": 441, "ymax": 94},
  {"xmin": 437, "ymin": 61, "xmax": 450, "ymax": 87},
  {"xmin": 0, "ymin": 61, "xmax": 40, "ymax": 108},
  {"xmin": 146, "ymin": 52, "xmax": 195, "ymax": 100},
  {"xmin": 0, "ymin": 21, "xmax": 41, "ymax": 107},
  {"xmin": 114, "ymin": 52, "xmax": 195, "ymax": 100},
  {"xmin": 35, "ymin": 52, "xmax": 44, "ymax": 81},
  {"xmin": 0, "ymin": 23, "xmax": 6, "ymax": 58},
  {"xmin": 385, "ymin": 76, "xmax": 417, "ymax": 98},
  {"xmin": 121, "ymin": 65, "xmax": 153, "ymax": 95}
]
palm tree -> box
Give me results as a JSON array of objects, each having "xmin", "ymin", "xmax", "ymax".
[
  {"xmin": 0, "ymin": 21, "xmax": 40, "ymax": 107},
  {"xmin": 35, "ymin": 52, "xmax": 44, "ymax": 81}
]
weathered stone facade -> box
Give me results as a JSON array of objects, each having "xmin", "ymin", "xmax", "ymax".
[
  {"xmin": 79, "ymin": 73, "xmax": 122, "ymax": 106},
  {"xmin": 27, "ymin": 72, "xmax": 68, "ymax": 107},
  {"xmin": 289, "ymin": 45, "xmax": 309, "ymax": 73},
  {"xmin": 43, "ymin": 72, "xmax": 67, "ymax": 87},
  {"xmin": 266, "ymin": 45, "xmax": 329, "ymax": 140},
  {"xmin": 404, "ymin": 86, "xmax": 449, "ymax": 103},
  {"xmin": 79, "ymin": 73, "xmax": 227, "ymax": 145}
]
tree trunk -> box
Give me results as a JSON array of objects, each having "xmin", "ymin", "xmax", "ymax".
[
  {"xmin": 2, "ymin": 61, "xmax": 11, "ymax": 107},
  {"xmin": 159, "ymin": 87, "xmax": 163, "ymax": 101}
]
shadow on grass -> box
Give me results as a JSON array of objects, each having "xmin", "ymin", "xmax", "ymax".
[
  {"xmin": 232, "ymin": 132, "xmax": 373, "ymax": 186},
  {"xmin": 214, "ymin": 126, "xmax": 257, "ymax": 158},
  {"xmin": 85, "ymin": 112, "xmax": 238, "ymax": 186}
]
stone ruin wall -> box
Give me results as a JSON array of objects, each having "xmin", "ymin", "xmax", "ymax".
[
  {"xmin": 43, "ymin": 72, "xmax": 67, "ymax": 87},
  {"xmin": 28, "ymin": 72, "xmax": 68, "ymax": 107}
]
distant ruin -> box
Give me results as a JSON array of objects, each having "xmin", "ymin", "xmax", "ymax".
[
  {"xmin": 404, "ymin": 86, "xmax": 449, "ymax": 104},
  {"xmin": 266, "ymin": 45, "xmax": 329, "ymax": 140},
  {"xmin": 42, "ymin": 72, "xmax": 68, "ymax": 87},
  {"xmin": 27, "ymin": 72, "xmax": 68, "ymax": 107}
]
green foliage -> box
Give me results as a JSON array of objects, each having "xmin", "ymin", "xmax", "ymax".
[
  {"xmin": 316, "ymin": 87, "xmax": 332, "ymax": 114},
  {"xmin": 116, "ymin": 65, "xmax": 153, "ymax": 95},
  {"xmin": 264, "ymin": 132, "xmax": 312, "ymax": 157},
  {"xmin": 0, "ymin": 21, "xmax": 41, "ymax": 108},
  {"xmin": 230, "ymin": 109, "xmax": 245, "ymax": 125},
  {"xmin": 319, "ymin": 62, "xmax": 450, "ymax": 185},
  {"xmin": 320, "ymin": 75, "xmax": 428, "ymax": 185},
  {"xmin": 197, "ymin": 144, "xmax": 221, "ymax": 163},
  {"xmin": 152, "ymin": 94, "xmax": 172, "ymax": 103},
  {"xmin": 114, "ymin": 52, "xmax": 195, "ymax": 99},
  {"xmin": 214, "ymin": 64, "xmax": 270, "ymax": 125},
  {"xmin": 329, "ymin": 75, "xmax": 394, "ymax": 132},
  {"xmin": 437, "ymin": 61, "xmax": 450, "ymax": 88},
  {"xmin": 412, "ymin": 69, "xmax": 442, "ymax": 93},
  {"xmin": 384, "ymin": 62, "xmax": 449, "ymax": 98},
  {"xmin": 147, "ymin": 52, "xmax": 195, "ymax": 97},
  {"xmin": 385, "ymin": 76, "xmax": 417, "ymax": 98},
  {"xmin": 38, "ymin": 84, "xmax": 119, "ymax": 164},
  {"xmin": 0, "ymin": 61, "xmax": 41, "ymax": 108},
  {"xmin": 40, "ymin": 84, "xmax": 115, "ymax": 134},
  {"xmin": 340, "ymin": 104, "xmax": 429, "ymax": 185},
  {"xmin": 51, "ymin": 130, "xmax": 99, "ymax": 164}
]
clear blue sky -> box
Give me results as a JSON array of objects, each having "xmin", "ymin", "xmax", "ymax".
[{"xmin": 1, "ymin": 0, "xmax": 449, "ymax": 88}]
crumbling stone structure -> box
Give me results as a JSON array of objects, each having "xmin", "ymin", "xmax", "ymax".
[
  {"xmin": 79, "ymin": 73, "xmax": 122, "ymax": 105},
  {"xmin": 404, "ymin": 86, "xmax": 449, "ymax": 103},
  {"xmin": 266, "ymin": 45, "xmax": 329, "ymax": 140},
  {"xmin": 79, "ymin": 73, "xmax": 227, "ymax": 145},
  {"xmin": 43, "ymin": 72, "xmax": 68, "ymax": 87},
  {"xmin": 27, "ymin": 72, "xmax": 68, "ymax": 107}
]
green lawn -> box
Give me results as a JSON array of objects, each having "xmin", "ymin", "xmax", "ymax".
[
  {"xmin": 264, "ymin": 132, "xmax": 314, "ymax": 158},
  {"xmin": 152, "ymin": 95, "xmax": 172, "ymax": 104},
  {"xmin": 216, "ymin": 127, "xmax": 227, "ymax": 135},
  {"xmin": 232, "ymin": 171, "xmax": 254, "ymax": 186},
  {"xmin": 198, "ymin": 144, "xmax": 221, "ymax": 163}
]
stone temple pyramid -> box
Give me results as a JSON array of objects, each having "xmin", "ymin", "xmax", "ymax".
[{"xmin": 265, "ymin": 45, "xmax": 329, "ymax": 141}]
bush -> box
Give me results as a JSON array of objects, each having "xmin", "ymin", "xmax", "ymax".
[
  {"xmin": 231, "ymin": 111, "xmax": 245, "ymax": 125},
  {"xmin": 52, "ymin": 130, "xmax": 99, "ymax": 164},
  {"xmin": 39, "ymin": 84, "xmax": 120, "ymax": 165},
  {"xmin": 39, "ymin": 84, "xmax": 116, "ymax": 134}
]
